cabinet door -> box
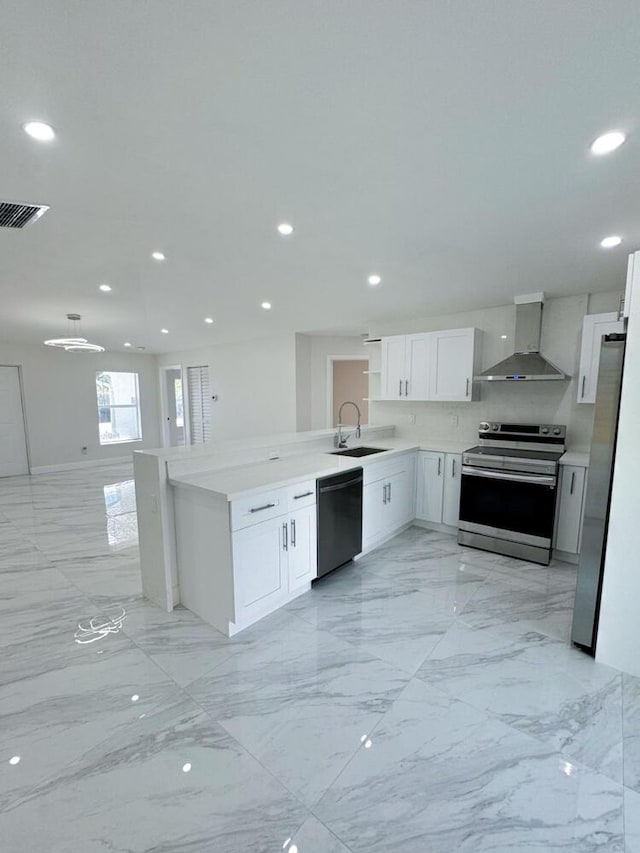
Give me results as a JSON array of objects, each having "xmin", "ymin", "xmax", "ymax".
[
  {"xmin": 233, "ymin": 516, "xmax": 287, "ymax": 623},
  {"xmin": 288, "ymin": 505, "xmax": 317, "ymax": 592},
  {"xmin": 555, "ymin": 466, "xmax": 587, "ymax": 554},
  {"xmin": 416, "ymin": 451, "xmax": 444, "ymax": 523},
  {"xmin": 363, "ymin": 480, "xmax": 386, "ymax": 545},
  {"xmin": 442, "ymin": 453, "xmax": 462, "ymax": 527},
  {"xmin": 577, "ymin": 313, "xmax": 624, "ymax": 404},
  {"xmin": 380, "ymin": 336, "xmax": 406, "ymax": 399},
  {"xmin": 386, "ymin": 468, "xmax": 412, "ymax": 532},
  {"xmin": 624, "ymin": 251, "xmax": 639, "ymax": 319},
  {"xmin": 428, "ymin": 328, "xmax": 475, "ymax": 401},
  {"xmin": 405, "ymin": 334, "xmax": 430, "ymax": 400}
]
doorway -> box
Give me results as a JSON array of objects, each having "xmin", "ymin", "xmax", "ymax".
[
  {"xmin": 328, "ymin": 358, "xmax": 369, "ymax": 428},
  {"xmin": 160, "ymin": 366, "xmax": 186, "ymax": 447},
  {"xmin": 0, "ymin": 366, "xmax": 29, "ymax": 476}
]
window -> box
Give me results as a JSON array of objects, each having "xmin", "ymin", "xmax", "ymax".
[
  {"xmin": 187, "ymin": 365, "xmax": 212, "ymax": 444},
  {"xmin": 96, "ymin": 371, "xmax": 142, "ymax": 445}
]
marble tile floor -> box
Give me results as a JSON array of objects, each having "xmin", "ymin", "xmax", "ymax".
[{"xmin": 1, "ymin": 463, "xmax": 639, "ymax": 851}]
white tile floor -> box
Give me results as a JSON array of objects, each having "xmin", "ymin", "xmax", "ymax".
[{"xmin": 1, "ymin": 462, "xmax": 638, "ymax": 852}]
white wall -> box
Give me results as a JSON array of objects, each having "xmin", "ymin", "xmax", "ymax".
[
  {"xmin": 596, "ymin": 281, "xmax": 640, "ymax": 677},
  {"xmin": 157, "ymin": 334, "xmax": 297, "ymax": 443},
  {"xmin": 295, "ymin": 334, "xmax": 369, "ymax": 430},
  {"xmin": 295, "ymin": 333, "xmax": 312, "ymax": 432},
  {"xmin": 368, "ymin": 291, "xmax": 622, "ymax": 451},
  {"xmin": 0, "ymin": 343, "xmax": 160, "ymax": 471}
]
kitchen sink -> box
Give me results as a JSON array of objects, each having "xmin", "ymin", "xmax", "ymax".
[{"xmin": 330, "ymin": 446, "xmax": 388, "ymax": 457}]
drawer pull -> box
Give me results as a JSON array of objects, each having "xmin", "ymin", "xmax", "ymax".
[
  {"xmin": 293, "ymin": 491, "xmax": 313, "ymax": 500},
  {"xmin": 283, "ymin": 522, "xmax": 288, "ymax": 551},
  {"xmin": 249, "ymin": 502, "xmax": 276, "ymax": 514},
  {"xmin": 570, "ymin": 472, "xmax": 576, "ymax": 495}
]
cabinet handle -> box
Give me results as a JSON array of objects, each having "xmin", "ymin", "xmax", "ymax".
[
  {"xmin": 250, "ymin": 502, "xmax": 276, "ymax": 514},
  {"xmin": 382, "ymin": 483, "xmax": 387, "ymax": 504},
  {"xmin": 293, "ymin": 491, "xmax": 313, "ymax": 500},
  {"xmin": 283, "ymin": 522, "xmax": 288, "ymax": 551},
  {"xmin": 452, "ymin": 458, "xmax": 456, "ymax": 478},
  {"xmin": 399, "ymin": 379, "xmax": 402, "ymax": 397},
  {"xmin": 466, "ymin": 378, "xmax": 470, "ymax": 397},
  {"xmin": 404, "ymin": 380, "xmax": 409, "ymax": 396},
  {"xmin": 438, "ymin": 457, "xmax": 442, "ymax": 476},
  {"xmin": 570, "ymin": 472, "xmax": 576, "ymax": 495},
  {"xmin": 291, "ymin": 519, "xmax": 296, "ymax": 547},
  {"xmin": 581, "ymin": 376, "xmax": 586, "ymax": 399},
  {"xmin": 388, "ymin": 482, "xmax": 392, "ymax": 502}
]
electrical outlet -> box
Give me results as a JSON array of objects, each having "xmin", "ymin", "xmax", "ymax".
[
  {"xmin": 449, "ymin": 415, "xmax": 459, "ymax": 428},
  {"xmin": 408, "ymin": 413, "xmax": 416, "ymax": 425}
]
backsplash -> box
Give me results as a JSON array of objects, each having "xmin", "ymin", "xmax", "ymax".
[{"xmin": 369, "ymin": 291, "xmax": 621, "ymax": 452}]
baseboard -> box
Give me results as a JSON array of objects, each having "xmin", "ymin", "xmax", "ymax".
[
  {"xmin": 412, "ymin": 519, "xmax": 458, "ymax": 535},
  {"xmin": 552, "ymin": 549, "xmax": 579, "ymax": 565},
  {"xmin": 30, "ymin": 456, "xmax": 132, "ymax": 474}
]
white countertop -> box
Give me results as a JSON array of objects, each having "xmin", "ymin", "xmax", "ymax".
[
  {"xmin": 168, "ymin": 439, "xmax": 421, "ymax": 500},
  {"xmin": 559, "ymin": 451, "xmax": 590, "ymax": 467}
]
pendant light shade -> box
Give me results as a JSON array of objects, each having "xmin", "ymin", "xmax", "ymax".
[{"xmin": 44, "ymin": 314, "xmax": 105, "ymax": 352}]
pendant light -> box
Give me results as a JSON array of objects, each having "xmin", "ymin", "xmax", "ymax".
[{"xmin": 44, "ymin": 313, "xmax": 105, "ymax": 352}]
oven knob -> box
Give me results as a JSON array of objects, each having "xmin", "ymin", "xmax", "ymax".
[
  {"xmin": 479, "ymin": 422, "xmax": 490, "ymax": 432},
  {"xmin": 541, "ymin": 427, "xmax": 549, "ymax": 434},
  {"xmin": 553, "ymin": 428, "xmax": 561, "ymax": 435},
  {"xmin": 492, "ymin": 424, "xmax": 499, "ymax": 431}
]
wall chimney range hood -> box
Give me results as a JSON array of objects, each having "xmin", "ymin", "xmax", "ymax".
[{"xmin": 476, "ymin": 293, "xmax": 567, "ymax": 381}]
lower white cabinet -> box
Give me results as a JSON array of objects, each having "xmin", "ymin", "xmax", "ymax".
[
  {"xmin": 554, "ymin": 465, "xmax": 587, "ymax": 554},
  {"xmin": 362, "ymin": 453, "xmax": 416, "ymax": 551},
  {"xmin": 233, "ymin": 516, "xmax": 287, "ymax": 624},
  {"xmin": 416, "ymin": 451, "xmax": 462, "ymax": 527},
  {"xmin": 287, "ymin": 504, "xmax": 317, "ymax": 592}
]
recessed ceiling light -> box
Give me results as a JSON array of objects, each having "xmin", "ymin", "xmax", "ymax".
[
  {"xmin": 23, "ymin": 121, "xmax": 55, "ymax": 141},
  {"xmin": 600, "ymin": 235, "xmax": 622, "ymax": 248},
  {"xmin": 160, "ymin": 328, "xmax": 169, "ymax": 334},
  {"xmin": 368, "ymin": 274, "xmax": 382, "ymax": 286},
  {"xmin": 99, "ymin": 284, "xmax": 112, "ymax": 292},
  {"xmin": 124, "ymin": 342, "xmax": 132, "ymax": 347},
  {"xmin": 501, "ymin": 335, "xmax": 508, "ymax": 340},
  {"xmin": 151, "ymin": 251, "xmax": 166, "ymax": 261},
  {"xmin": 261, "ymin": 301, "xmax": 272, "ymax": 310},
  {"xmin": 590, "ymin": 131, "xmax": 626, "ymax": 155},
  {"xmin": 277, "ymin": 223, "xmax": 294, "ymax": 236},
  {"xmin": 204, "ymin": 317, "xmax": 214, "ymax": 324}
]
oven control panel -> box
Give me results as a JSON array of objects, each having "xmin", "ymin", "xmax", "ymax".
[{"xmin": 478, "ymin": 422, "xmax": 566, "ymax": 440}]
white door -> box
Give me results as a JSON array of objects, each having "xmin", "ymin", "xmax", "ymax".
[
  {"xmin": 405, "ymin": 334, "xmax": 431, "ymax": 400},
  {"xmin": 442, "ymin": 453, "xmax": 462, "ymax": 526},
  {"xmin": 233, "ymin": 516, "xmax": 287, "ymax": 624},
  {"xmin": 428, "ymin": 328, "xmax": 475, "ymax": 401},
  {"xmin": 416, "ymin": 451, "xmax": 444, "ymax": 523},
  {"xmin": 380, "ymin": 336, "xmax": 406, "ymax": 399},
  {"xmin": 288, "ymin": 505, "xmax": 317, "ymax": 591},
  {"xmin": 0, "ymin": 366, "xmax": 29, "ymax": 477},
  {"xmin": 577, "ymin": 314, "xmax": 624, "ymax": 404},
  {"xmin": 162, "ymin": 367, "xmax": 185, "ymax": 447}
]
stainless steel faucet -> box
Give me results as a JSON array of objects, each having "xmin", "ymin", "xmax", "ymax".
[{"xmin": 334, "ymin": 401, "xmax": 362, "ymax": 448}]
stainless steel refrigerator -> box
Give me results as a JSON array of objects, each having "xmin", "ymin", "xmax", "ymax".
[{"xmin": 571, "ymin": 333, "xmax": 626, "ymax": 655}]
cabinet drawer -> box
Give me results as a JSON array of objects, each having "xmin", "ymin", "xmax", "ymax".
[
  {"xmin": 231, "ymin": 488, "xmax": 287, "ymax": 531},
  {"xmin": 363, "ymin": 455, "xmax": 409, "ymax": 485},
  {"xmin": 286, "ymin": 479, "xmax": 317, "ymax": 511}
]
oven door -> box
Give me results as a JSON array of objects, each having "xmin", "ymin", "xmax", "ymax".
[{"xmin": 459, "ymin": 466, "xmax": 557, "ymax": 547}]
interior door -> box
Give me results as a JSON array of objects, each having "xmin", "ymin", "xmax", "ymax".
[
  {"xmin": 163, "ymin": 368, "xmax": 185, "ymax": 447},
  {"xmin": 0, "ymin": 366, "xmax": 29, "ymax": 477}
]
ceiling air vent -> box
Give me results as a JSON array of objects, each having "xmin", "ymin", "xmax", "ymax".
[{"xmin": 0, "ymin": 201, "xmax": 49, "ymax": 229}]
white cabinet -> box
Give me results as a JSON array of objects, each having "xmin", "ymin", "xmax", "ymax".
[
  {"xmin": 416, "ymin": 451, "xmax": 462, "ymax": 527},
  {"xmin": 442, "ymin": 453, "xmax": 462, "ymax": 527},
  {"xmin": 380, "ymin": 328, "xmax": 476, "ymax": 402},
  {"xmin": 429, "ymin": 329, "xmax": 476, "ymax": 402},
  {"xmin": 624, "ymin": 251, "xmax": 640, "ymax": 319},
  {"xmin": 577, "ymin": 313, "xmax": 624, "ymax": 403},
  {"xmin": 287, "ymin": 504, "xmax": 317, "ymax": 592},
  {"xmin": 233, "ymin": 516, "xmax": 288, "ymax": 624},
  {"xmin": 554, "ymin": 466, "xmax": 587, "ymax": 554},
  {"xmin": 380, "ymin": 334, "xmax": 430, "ymax": 400},
  {"xmin": 362, "ymin": 453, "xmax": 416, "ymax": 550}
]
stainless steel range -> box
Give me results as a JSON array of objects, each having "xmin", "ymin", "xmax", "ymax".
[{"xmin": 458, "ymin": 421, "xmax": 566, "ymax": 565}]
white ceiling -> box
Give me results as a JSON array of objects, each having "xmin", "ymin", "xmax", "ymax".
[{"xmin": 2, "ymin": 1, "xmax": 639, "ymax": 353}]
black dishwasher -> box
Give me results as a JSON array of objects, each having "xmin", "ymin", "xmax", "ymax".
[{"xmin": 316, "ymin": 468, "xmax": 363, "ymax": 580}]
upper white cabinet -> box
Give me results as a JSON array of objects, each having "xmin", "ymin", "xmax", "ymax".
[
  {"xmin": 429, "ymin": 329, "xmax": 476, "ymax": 402},
  {"xmin": 577, "ymin": 313, "xmax": 624, "ymax": 403},
  {"xmin": 380, "ymin": 328, "xmax": 477, "ymax": 402},
  {"xmin": 624, "ymin": 251, "xmax": 640, "ymax": 319}
]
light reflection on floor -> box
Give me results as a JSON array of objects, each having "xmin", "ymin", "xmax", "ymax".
[{"xmin": 103, "ymin": 479, "xmax": 137, "ymax": 547}]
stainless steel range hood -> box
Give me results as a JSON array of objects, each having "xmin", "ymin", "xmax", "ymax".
[{"xmin": 476, "ymin": 294, "xmax": 566, "ymax": 381}]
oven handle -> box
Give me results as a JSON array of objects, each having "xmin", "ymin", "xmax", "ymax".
[{"xmin": 461, "ymin": 466, "xmax": 556, "ymax": 486}]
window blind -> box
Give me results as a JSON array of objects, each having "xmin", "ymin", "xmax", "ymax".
[{"xmin": 187, "ymin": 366, "xmax": 212, "ymax": 444}]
